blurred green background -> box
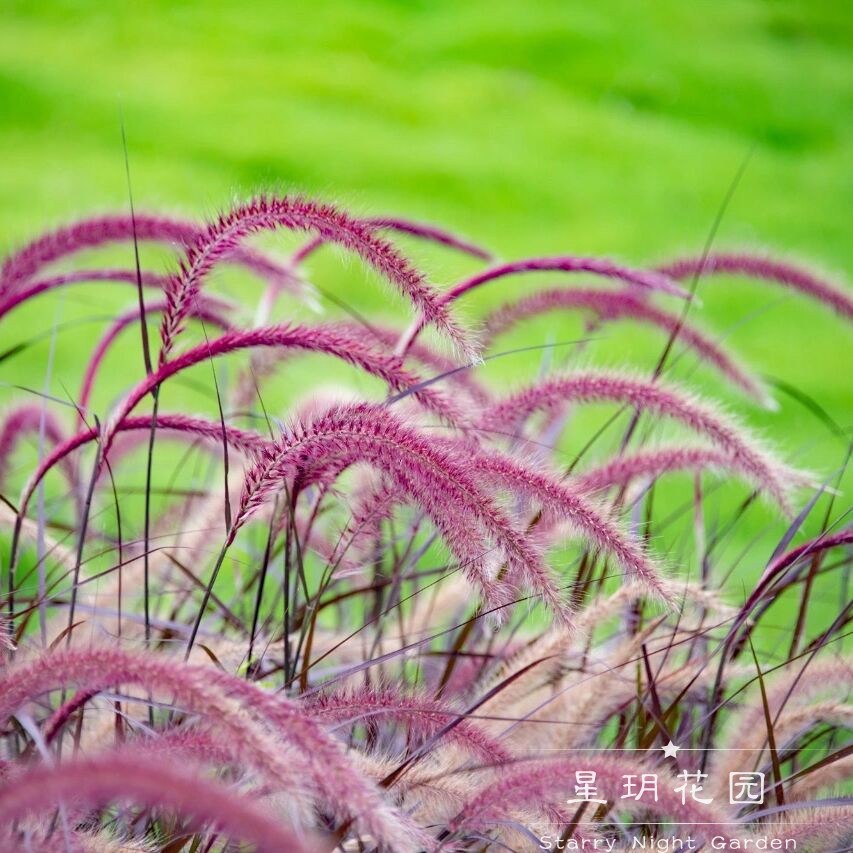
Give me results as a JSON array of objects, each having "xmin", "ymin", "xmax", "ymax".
[
  {"xmin": 1, "ymin": 1, "xmax": 850, "ymax": 399},
  {"xmin": 0, "ymin": 1, "xmax": 850, "ymax": 641}
]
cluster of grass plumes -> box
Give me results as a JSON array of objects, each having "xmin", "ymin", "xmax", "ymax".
[{"xmin": 0, "ymin": 191, "xmax": 850, "ymax": 852}]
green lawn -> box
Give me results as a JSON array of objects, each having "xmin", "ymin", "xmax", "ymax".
[{"xmin": 0, "ymin": 1, "xmax": 850, "ymax": 640}]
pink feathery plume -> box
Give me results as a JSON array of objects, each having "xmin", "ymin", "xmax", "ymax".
[
  {"xmin": 466, "ymin": 446, "xmax": 672, "ymax": 603},
  {"xmin": 0, "ymin": 405, "xmax": 74, "ymax": 490},
  {"xmin": 221, "ymin": 321, "xmax": 475, "ymax": 421},
  {"xmin": 95, "ymin": 322, "xmax": 464, "ymax": 454},
  {"xmin": 657, "ymin": 252, "xmax": 853, "ymax": 319},
  {"xmin": 0, "ymin": 212, "xmax": 302, "ymax": 298},
  {"xmin": 765, "ymin": 529, "xmax": 853, "ymax": 576},
  {"xmin": 396, "ymin": 255, "xmax": 688, "ymax": 355},
  {"xmin": 0, "ymin": 268, "xmax": 169, "ymax": 320},
  {"xmin": 0, "ymin": 646, "xmax": 430, "ymax": 851},
  {"xmin": 574, "ymin": 444, "xmax": 805, "ymax": 511},
  {"xmin": 231, "ymin": 402, "xmax": 561, "ymax": 619},
  {"xmin": 42, "ymin": 688, "xmax": 101, "ymax": 744},
  {"xmin": 158, "ymin": 194, "xmax": 475, "ymax": 363},
  {"xmin": 19, "ymin": 412, "xmax": 271, "ymax": 515},
  {"xmin": 292, "ymin": 216, "xmax": 493, "ymax": 264},
  {"xmin": 482, "ymin": 286, "xmax": 773, "ymax": 406},
  {"xmin": 446, "ymin": 756, "xmax": 736, "ymax": 843},
  {"xmin": 734, "ymin": 529, "xmax": 853, "ymax": 621},
  {"xmin": 43, "ymin": 707, "xmax": 239, "ymax": 775},
  {"xmin": 17, "ymin": 323, "xmax": 467, "ymax": 514},
  {"xmin": 0, "ymin": 213, "xmax": 196, "ymax": 289},
  {"xmin": 333, "ymin": 320, "xmax": 491, "ymax": 405},
  {"xmin": 324, "ymin": 475, "xmax": 401, "ymax": 568},
  {"xmin": 767, "ymin": 811, "xmax": 853, "ymax": 851},
  {"xmin": 0, "ymin": 751, "xmax": 315, "ymax": 853},
  {"xmin": 366, "ymin": 216, "xmax": 493, "ymax": 260},
  {"xmin": 482, "ymin": 370, "xmax": 798, "ymax": 515},
  {"xmin": 447, "ymin": 257, "xmax": 690, "ymax": 303},
  {"xmin": 119, "ymin": 727, "xmax": 238, "ymax": 768},
  {"xmin": 305, "ymin": 685, "xmax": 511, "ymax": 763},
  {"xmin": 79, "ymin": 296, "xmax": 233, "ymax": 408}
]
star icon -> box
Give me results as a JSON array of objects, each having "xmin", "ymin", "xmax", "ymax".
[{"xmin": 661, "ymin": 740, "xmax": 680, "ymax": 759}]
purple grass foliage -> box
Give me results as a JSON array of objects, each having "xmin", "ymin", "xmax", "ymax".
[
  {"xmin": 482, "ymin": 370, "xmax": 799, "ymax": 514},
  {"xmin": 306, "ymin": 684, "xmax": 511, "ymax": 763},
  {"xmin": 573, "ymin": 443, "xmax": 802, "ymax": 511},
  {"xmin": 463, "ymin": 445, "xmax": 673, "ymax": 603},
  {"xmin": 232, "ymin": 402, "xmax": 554, "ymax": 617},
  {"xmin": 397, "ymin": 255, "xmax": 690, "ymax": 355},
  {"xmin": 658, "ymin": 251, "xmax": 853, "ymax": 319},
  {"xmin": 79, "ymin": 296, "xmax": 233, "ymax": 408},
  {"xmin": 0, "ymin": 195, "xmax": 849, "ymax": 851},
  {"xmin": 0, "ymin": 268, "xmax": 171, "ymax": 320},
  {"xmin": 157, "ymin": 195, "xmax": 476, "ymax": 363},
  {"xmin": 0, "ymin": 645, "xmax": 429, "ymax": 850},
  {"xmin": 0, "ymin": 751, "xmax": 317, "ymax": 853},
  {"xmin": 81, "ymin": 322, "xmax": 465, "ymax": 462},
  {"xmin": 445, "ymin": 256, "xmax": 690, "ymax": 303},
  {"xmin": 0, "ymin": 405, "xmax": 72, "ymax": 489},
  {"xmin": 0, "ymin": 212, "xmax": 302, "ymax": 299},
  {"xmin": 292, "ymin": 214, "xmax": 493, "ymax": 264},
  {"xmin": 482, "ymin": 286, "xmax": 774, "ymax": 406}
]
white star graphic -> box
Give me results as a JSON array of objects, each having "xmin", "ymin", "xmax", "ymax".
[{"xmin": 661, "ymin": 740, "xmax": 680, "ymax": 759}]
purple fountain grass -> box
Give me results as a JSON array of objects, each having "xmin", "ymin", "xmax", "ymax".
[
  {"xmin": 657, "ymin": 251, "xmax": 853, "ymax": 319},
  {"xmin": 574, "ymin": 443, "xmax": 805, "ymax": 511},
  {"xmin": 0, "ymin": 212, "xmax": 198, "ymax": 290},
  {"xmin": 327, "ymin": 476, "xmax": 402, "ymax": 568},
  {"xmin": 0, "ymin": 645, "xmax": 430, "ymax": 850},
  {"xmin": 83, "ymin": 322, "xmax": 466, "ymax": 463},
  {"xmin": 713, "ymin": 659, "xmax": 853, "ymax": 790},
  {"xmin": 482, "ymin": 369, "xmax": 798, "ymax": 514},
  {"xmin": 42, "ymin": 688, "xmax": 101, "ymax": 744},
  {"xmin": 230, "ymin": 402, "xmax": 565, "ymax": 620},
  {"xmin": 444, "ymin": 755, "xmax": 737, "ymax": 844},
  {"xmin": 292, "ymin": 215, "xmax": 493, "ymax": 264},
  {"xmin": 0, "ymin": 211, "xmax": 302, "ymax": 298},
  {"xmin": 482, "ymin": 286, "xmax": 774, "ymax": 406},
  {"xmin": 116, "ymin": 726, "xmax": 238, "ymax": 768},
  {"xmin": 768, "ymin": 810, "xmax": 853, "ymax": 852},
  {"xmin": 396, "ymin": 255, "xmax": 689, "ymax": 355},
  {"xmin": 730, "ymin": 536, "xmax": 853, "ymax": 652},
  {"xmin": 79, "ymin": 297, "xmax": 233, "ymax": 408},
  {"xmin": 333, "ymin": 320, "xmax": 492, "ymax": 405},
  {"xmin": 192, "ymin": 320, "xmax": 472, "ymax": 425},
  {"xmin": 158, "ymin": 194, "xmax": 476, "ymax": 363},
  {"xmin": 0, "ymin": 646, "xmax": 315, "ymax": 798},
  {"xmin": 0, "ymin": 751, "xmax": 315, "ymax": 853},
  {"xmin": 0, "ymin": 268, "xmax": 170, "ymax": 320},
  {"xmin": 10, "ymin": 318, "xmax": 480, "ymax": 514},
  {"xmin": 445, "ymin": 257, "xmax": 690, "ymax": 303},
  {"xmin": 365, "ymin": 216, "xmax": 493, "ymax": 260},
  {"xmin": 19, "ymin": 413, "xmax": 271, "ymax": 516},
  {"xmin": 0, "ymin": 405, "xmax": 73, "ymax": 489},
  {"xmin": 305, "ymin": 685, "xmax": 511, "ymax": 763},
  {"xmin": 0, "ymin": 194, "xmax": 848, "ymax": 852},
  {"xmin": 764, "ymin": 528, "xmax": 853, "ymax": 576},
  {"xmin": 464, "ymin": 446, "xmax": 673, "ymax": 603}
]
